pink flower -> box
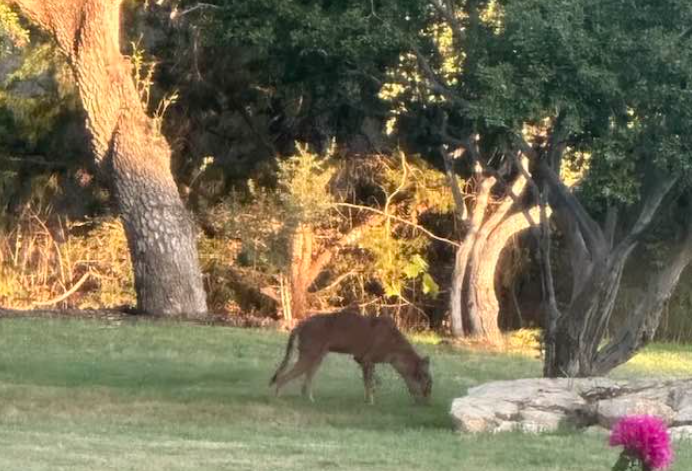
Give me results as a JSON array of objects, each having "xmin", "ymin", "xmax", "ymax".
[{"xmin": 609, "ymin": 415, "xmax": 674, "ymax": 469}]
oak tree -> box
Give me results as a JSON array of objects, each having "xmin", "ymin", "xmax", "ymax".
[{"xmin": 4, "ymin": 0, "xmax": 207, "ymax": 316}]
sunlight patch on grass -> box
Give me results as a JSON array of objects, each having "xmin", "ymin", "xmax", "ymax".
[
  {"xmin": 408, "ymin": 331, "xmax": 443, "ymax": 345},
  {"xmin": 619, "ymin": 347, "xmax": 692, "ymax": 377}
]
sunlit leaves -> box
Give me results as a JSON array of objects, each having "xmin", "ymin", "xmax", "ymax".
[
  {"xmin": 360, "ymin": 226, "xmax": 435, "ymax": 299},
  {"xmin": 278, "ymin": 142, "xmax": 336, "ymax": 224},
  {"xmin": 0, "ymin": 4, "xmax": 29, "ymax": 49}
]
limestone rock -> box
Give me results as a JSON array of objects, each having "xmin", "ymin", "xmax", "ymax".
[
  {"xmin": 594, "ymin": 397, "xmax": 676, "ymax": 427},
  {"xmin": 670, "ymin": 425, "xmax": 692, "ymax": 441},
  {"xmin": 450, "ymin": 377, "xmax": 691, "ymax": 435}
]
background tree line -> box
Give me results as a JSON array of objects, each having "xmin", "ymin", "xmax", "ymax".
[{"xmin": 1, "ymin": 0, "xmax": 692, "ymax": 377}]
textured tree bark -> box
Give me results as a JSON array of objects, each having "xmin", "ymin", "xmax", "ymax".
[
  {"xmin": 468, "ymin": 207, "xmax": 541, "ymax": 341},
  {"xmin": 465, "ymin": 169, "xmax": 528, "ymax": 340},
  {"xmin": 592, "ymin": 225, "xmax": 692, "ymax": 375},
  {"xmin": 441, "ymin": 147, "xmax": 473, "ymax": 337},
  {"xmin": 448, "ymin": 175, "xmax": 495, "ymax": 337},
  {"xmin": 8, "ymin": 0, "xmax": 207, "ymax": 316},
  {"xmin": 537, "ymin": 155, "xmax": 679, "ymax": 377}
]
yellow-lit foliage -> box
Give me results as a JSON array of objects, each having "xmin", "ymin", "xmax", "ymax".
[
  {"xmin": 379, "ymin": 0, "xmax": 504, "ymax": 135},
  {"xmin": 480, "ymin": 0, "xmax": 504, "ymax": 31},
  {"xmin": 523, "ymin": 118, "xmax": 591, "ymax": 188},
  {"xmin": 560, "ymin": 148, "xmax": 592, "ymax": 189},
  {"xmin": 425, "ymin": 21, "xmax": 460, "ymax": 85},
  {"xmin": 0, "ymin": 3, "xmax": 29, "ymax": 47},
  {"xmin": 0, "ymin": 216, "xmax": 135, "ymax": 309},
  {"xmin": 278, "ymin": 142, "xmax": 337, "ymax": 224}
]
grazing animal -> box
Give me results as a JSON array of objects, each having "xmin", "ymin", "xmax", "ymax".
[{"xmin": 269, "ymin": 310, "xmax": 432, "ymax": 404}]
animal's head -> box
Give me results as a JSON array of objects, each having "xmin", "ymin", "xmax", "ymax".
[{"xmin": 404, "ymin": 356, "xmax": 432, "ymax": 404}]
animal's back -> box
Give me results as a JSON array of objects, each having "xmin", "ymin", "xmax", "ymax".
[{"xmin": 297, "ymin": 310, "xmax": 405, "ymax": 360}]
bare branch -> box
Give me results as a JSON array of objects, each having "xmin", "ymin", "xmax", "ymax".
[
  {"xmin": 305, "ymin": 212, "xmax": 385, "ymax": 289},
  {"xmin": 32, "ymin": 272, "xmax": 90, "ymax": 307},
  {"xmin": 334, "ymin": 202, "xmax": 461, "ymax": 248},
  {"xmin": 593, "ymin": 220, "xmax": 692, "ymax": 374},
  {"xmin": 171, "ymin": 3, "xmax": 221, "ymax": 20},
  {"xmin": 315, "ymin": 270, "xmax": 357, "ymax": 294},
  {"xmin": 0, "ymin": 154, "xmax": 67, "ymax": 169},
  {"xmin": 440, "ymin": 145, "xmax": 468, "ymax": 223}
]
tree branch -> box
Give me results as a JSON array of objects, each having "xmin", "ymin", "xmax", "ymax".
[
  {"xmin": 593, "ymin": 219, "xmax": 692, "ymax": 374},
  {"xmin": 440, "ymin": 145, "xmax": 468, "ymax": 223},
  {"xmin": 0, "ymin": 154, "xmax": 67, "ymax": 169},
  {"xmin": 615, "ymin": 174, "xmax": 678, "ymax": 254},
  {"xmin": 524, "ymin": 142, "xmax": 606, "ymax": 255},
  {"xmin": 409, "ymin": 42, "xmax": 470, "ymax": 110},
  {"xmin": 333, "ymin": 202, "xmax": 461, "ymax": 247},
  {"xmin": 305, "ymin": 212, "xmax": 385, "ymax": 290},
  {"xmin": 32, "ymin": 272, "xmax": 90, "ymax": 307},
  {"xmin": 171, "ymin": 3, "xmax": 221, "ymax": 20}
]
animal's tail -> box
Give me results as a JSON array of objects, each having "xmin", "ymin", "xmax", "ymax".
[{"xmin": 269, "ymin": 327, "xmax": 299, "ymax": 385}]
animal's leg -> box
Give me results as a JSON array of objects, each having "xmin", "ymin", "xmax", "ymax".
[
  {"xmin": 273, "ymin": 355, "xmax": 315, "ymax": 397},
  {"xmin": 360, "ymin": 361, "xmax": 376, "ymax": 405},
  {"xmin": 301, "ymin": 352, "xmax": 326, "ymax": 402}
]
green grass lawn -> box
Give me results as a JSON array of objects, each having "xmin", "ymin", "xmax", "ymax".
[{"xmin": 0, "ymin": 318, "xmax": 690, "ymax": 471}]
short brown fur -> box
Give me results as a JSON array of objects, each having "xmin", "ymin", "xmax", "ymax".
[{"xmin": 269, "ymin": 309, "xmax": 432, "ymax": 404}]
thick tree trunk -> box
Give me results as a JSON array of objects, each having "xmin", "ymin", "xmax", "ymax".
[
  {"xmin": 547, "ymin": 255, "xmax": 630, "ymax": 377},
  {"xmin": 537, "ymin": 153, "xmax": 678, "ymax": 377},
  {"xmin": 468, "ymin": 207, "xmax": 541, "ymax": 341},
  {"xmin": 9, "ymin": 0, "xmax": 207, "ymax": 316},
  {"xmin": 448, "ymin": 175, "xmax": 495, "ymax": 337},
  {"xmin": 448, "ymin": 246, "xmax": 468, "ymax": 337},
  {"xmin": 465, "ymin": 167, "xmax": 528, "ymax": 340}
]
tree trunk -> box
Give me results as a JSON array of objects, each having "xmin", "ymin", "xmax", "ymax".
[
  {"xmin": 440, "ymin": 145, "xmax": 471, "ymax": 337},
  {"xmin": 468, "ymin": 207, "xmax": 541, "ymax": 341},
  {"xmin": 592, "ymin": 224, "xmax": 692, "ymax": 374},
  {"xmin": 9, "ymin": 0, "xmax": 207, "ymax": 316},
  {"xmin": 289, "ymin": 223, "xmax": 313, "ymax": 320},
  {"xmin": 282, "ymin": 213, "xmax": 382, "ymax": 320},
  {"xmin": 448, "ymin": 175, "xmax": 495, "ymax": 337},
  {"xmin": 465, "ymin": 166, "xmax": 528, "ymax": 340},
  {"xmin": 535, "ymin": 150, "xmax": 679, "ymax": 377},
  {"xmin": 448, "ymin": 245, "xmax": 468, "ymax": 337}
]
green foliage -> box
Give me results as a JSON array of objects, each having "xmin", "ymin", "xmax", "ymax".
[
  {"xmin": 215, "ymin": 185, "xmax": 287, "ymax": 274},
  {"xmin": 386, "ymin": 0, "xmax": 692, "ymax": 213},
  {"xmin": 214, "ymin": 145, "xmax": 338, "ymax": 276},
  {"xmin": 0, "ymin": 42, "xmax": 78, "ymax": 145},
  {"xmin": 277, "ymin": 142, "xmax": 336, "ymax": 225},
  {"xmin": 211, "ymin": 149, "xmax": 447, "ymax": 316},
  {"xmin": 361, "ymin": 225, "xmax": 437, "ymax": 299},
  {"xmin": 189, "ymin": 0, "xmax": 427, "ymax": 152},
  {"xmin": 128, "ymin": 38, "xmax": 179, "ymax": 130},
  {"xmin": 0, "ymin": 31, "xmax": 85, "ymax": 224},
  {"xmin": 0, "ymin": 4, "xmax": 29, "ymax": 49},
  {"xmin": 210, "ymin": 0, "xmax": 417, "ymax": 67}
]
